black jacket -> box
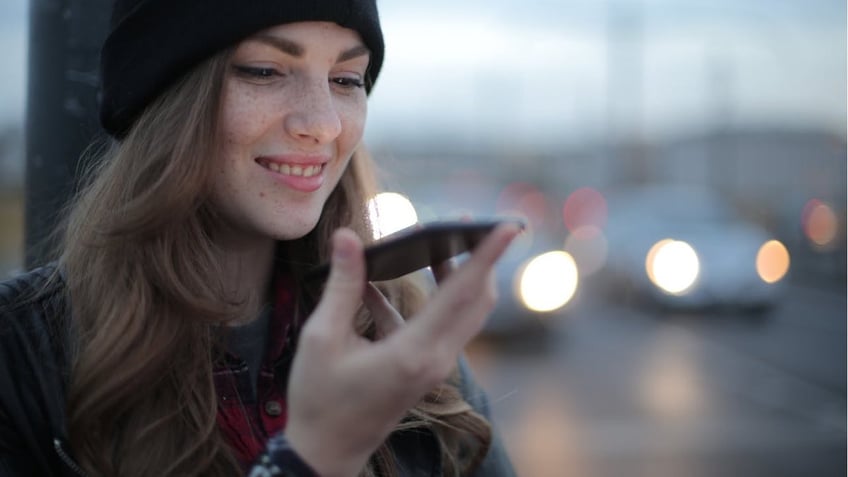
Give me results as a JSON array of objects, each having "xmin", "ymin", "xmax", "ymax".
[{"xmin": 0, "ymin": 266, "xmax": 516, "ymax": 476}]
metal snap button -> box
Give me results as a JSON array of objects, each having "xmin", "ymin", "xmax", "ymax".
[{"xmin": 265, "ymin": 400, "xmax": 283, "ymax": 416}]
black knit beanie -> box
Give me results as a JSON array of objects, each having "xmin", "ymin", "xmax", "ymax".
[{"xmin": 99, "ymin": 0, "xmax": 384, "ymax": 138}]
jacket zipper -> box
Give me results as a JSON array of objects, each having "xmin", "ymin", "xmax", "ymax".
[{"xmin": 53, "ymin": 438, "xmax": 88, "ymax": 477}]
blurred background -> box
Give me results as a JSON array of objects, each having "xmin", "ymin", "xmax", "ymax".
[{"xmin": 1, "ymin": 0, "xmax": 846, "ymax": 476}]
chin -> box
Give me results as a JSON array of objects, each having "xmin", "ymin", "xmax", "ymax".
[{"xmin": 269, "ymin": 216, "xmax": 322, "ymax": 241}]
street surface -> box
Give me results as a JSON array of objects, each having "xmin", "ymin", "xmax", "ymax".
[{"xmin": 466, "ymin": 282, "xmax": 846, "ymax": 477}]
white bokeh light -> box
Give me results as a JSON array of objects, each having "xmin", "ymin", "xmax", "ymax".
[
  {"xmin": 646, "ymin": 240, "xmax": 700, "ymax": 295},
  {"xmin": 517, "ymin": 251, "xmax": 579, "ymax": 313},
  {"xmin": 367, "ymin": 192, "xmax": 418, "ymax": 239}
]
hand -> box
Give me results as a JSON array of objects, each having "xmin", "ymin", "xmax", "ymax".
[{"xmin": 284, "ymin": 223, "xmax": 520, "ymax": 477}]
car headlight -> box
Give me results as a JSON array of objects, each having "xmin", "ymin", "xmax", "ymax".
[
  {"xmin": 515, "ymin": 251, "xmax": 579, "ymax": 312},
  {"xmin": 645, "ymin": 239, "xmax": 700, "ymax": 295},
  {"xmin": 756, "ymin": 240, "xmax": 790, "ymax": 284}
]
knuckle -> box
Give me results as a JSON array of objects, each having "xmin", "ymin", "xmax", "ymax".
[
  {"xmin": 325, "ymin": 278, "xmax": 362, "ymax": 298},
  {"xmin": 451, "ymin": 284, "xmax": 480, "ymax": 308},
  {"xmin": 396, "ymin": 351, "xmax": 451, "ymax": 387},
  {"xmin": 396, "ymin": 352, "xmax": 429, "ymax": 381},
  {"xmin": 450, "ymin": 280, "xmax": 497, "ymax": 313},
  {"xmin": 298, "ymin": 321, "xmax": 331, "ymax": 349},
  {"xmin": 480, "ymin": 276, "xmax": 499, "ymax": 311}
]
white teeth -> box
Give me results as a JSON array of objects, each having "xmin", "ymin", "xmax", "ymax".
[{"xmin": 264, "ymin": 161, "xmax": 321, "ymax": 177}]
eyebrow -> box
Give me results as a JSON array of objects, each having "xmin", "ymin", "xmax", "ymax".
[{"xmin": 252, "ymin": 34, "xmax": 370, "ymax": 63}]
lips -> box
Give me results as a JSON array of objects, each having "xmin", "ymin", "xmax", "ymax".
[{"xmin": 255, "ymin": 155, "xmax": 329, "ymax": 192}]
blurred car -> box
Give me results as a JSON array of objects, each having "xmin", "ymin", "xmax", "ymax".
[
  {"xmin": 596, "ymin": 184, "xmax": 790, "ymax": 311},
  {"xmin": 483, "ymin": 230, "xmax": 578, "ymax": 337},
  {"xmin": 369, "ymin": 188, "xmax": 579, "ymax": 338}
]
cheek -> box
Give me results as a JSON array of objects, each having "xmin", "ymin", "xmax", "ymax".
[
  {"xmin": 338, "ymin": 101, "xmax": 367, "ymax": 148},
  {"xmin": 221, "ymin": 84, "xmax": 271, "ymax": 147}
]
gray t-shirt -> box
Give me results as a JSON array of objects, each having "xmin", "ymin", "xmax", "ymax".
[{"xmin": 226, "ymin": 304, "xmax": 272, "ymax": 399}]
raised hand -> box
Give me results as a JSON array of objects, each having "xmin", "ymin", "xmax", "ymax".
[{"xmin": 284, "ymin": 223, "xmax": 520, "ymax": 477}]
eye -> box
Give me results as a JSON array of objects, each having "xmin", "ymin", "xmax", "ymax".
[
  {"xmin": 331, "ymin": 76, "xmax": 365, "ymax": 89},
  {"xmin": 232, "ymin": 65, "xmax": 283, "ymax": 79}
]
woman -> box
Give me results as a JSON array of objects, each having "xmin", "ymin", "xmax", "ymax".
[{"xmin": 0, "ymin": 0, "xmax": 521, "ymax": 476}]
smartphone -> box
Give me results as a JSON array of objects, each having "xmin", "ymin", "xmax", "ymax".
[{"xmin": 305, "ymin": 219, "xmax": 525, "ymax": 283}]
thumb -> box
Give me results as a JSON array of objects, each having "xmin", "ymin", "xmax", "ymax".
[{"xmin": 310, "ymin": 228, "xmax": 367, "ymax": 332}]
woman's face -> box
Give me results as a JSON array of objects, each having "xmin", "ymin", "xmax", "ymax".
[{"xmin": 212, "ymin": 21, "xmax": 369, "ymax": 243}]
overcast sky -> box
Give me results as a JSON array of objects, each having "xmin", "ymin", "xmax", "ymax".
[{"xmin": 1, "ymin": 0, "xmax": 845, "ymax": 146}]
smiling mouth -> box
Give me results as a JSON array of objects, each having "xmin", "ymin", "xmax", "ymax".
[{"xmin": 257, "ymin": 160, "xmax": 324, "ymax": 178}]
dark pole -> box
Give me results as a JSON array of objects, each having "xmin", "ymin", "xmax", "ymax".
[{"xmin": 24, "ymin": 0, "xmax": 111, "ymax": 268}]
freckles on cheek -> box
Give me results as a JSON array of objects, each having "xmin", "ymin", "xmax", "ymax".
[{"xmin": 222, "ymin": 87, "xmax": 267, "ymax": 144}]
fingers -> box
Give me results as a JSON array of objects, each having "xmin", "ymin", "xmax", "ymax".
[
  {"xmin": 431, "ymin": 216, "xmax": 507, "ymax": 285},
  {"xmin": 308, "ymin": 229, "xmax": 367, "ymax": 338},
  {"xmin": 431, "ymin": 258, "xmax": 455, "ymax": 285},
  {"xmin": 363, "ymin": 283, "xmax": 404, "ymax": 339},
  {"xmin": 442, "ymin": 222, "xmax": 521, "ymax": 289},
  {"xmin": 402, "ymin": 222, "xmax": 522, "ymax": 348}
]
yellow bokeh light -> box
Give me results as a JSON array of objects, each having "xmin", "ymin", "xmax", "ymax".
[
  {"xmin": 645, "ymin": 239, "xmax": 675, "ymax": 284},
  {"xmin": 756, "ymin": 240, "xmax": 790, "ymax": 284}
]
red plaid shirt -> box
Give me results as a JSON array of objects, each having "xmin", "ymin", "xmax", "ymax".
[{"xmin": 214, "ymin": 272, "xmax": 298, "ymax": 469}]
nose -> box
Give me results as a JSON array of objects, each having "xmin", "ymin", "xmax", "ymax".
[{"xmin": 283, "ymin": 80, "xmax": 342, "ymax": 145}]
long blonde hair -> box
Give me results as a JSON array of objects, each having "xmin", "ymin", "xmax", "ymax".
[{"xmin": 59, "ymin": 50, "xmax": 491, "ymax": 476}]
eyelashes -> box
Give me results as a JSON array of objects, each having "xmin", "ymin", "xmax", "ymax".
[
  {"xmin": 331, "ymin": 77, "xmax": 365, "ymax": 89},
  {"xmin": 232, "ymin": 65, "xmax": 365, "ymax": 90},
  {"xmin": 233, "ymin": 65, "xmax": 281, "ymax": 78}
]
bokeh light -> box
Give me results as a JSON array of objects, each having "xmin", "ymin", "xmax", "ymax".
[
  {"xmin": 646, "ymin": 240, "xmax": 700, "ymax": 295},
  {"xmin": 497, "ymin": 182, "xmax": 549, "ymax": 229},
  {"xmin": 756, "ymin": 240, "xmax": 790, "ymax": 284},
  {"xmin": 645, "ymin": 239, "xmax": 674, "ymax": 284},
  {"xmin": 517, "ymin": 251, "xmax": 579, "ymax": 312},
  {"xmin": 562, "ymin": 187, "xmax": 607, "ymax": 239},
  {"xmin": 563, "ymin": 226, "xmax": 608, "ymax": 277},
  {"xmin": 367, "ymin": 192, "xmax": 418, "ymax": 239},
  {"xmin": 801, "ymin": 199, "xmax": 839, "ymax": 248},
  {"xmin": 639, "ymin": 333, "xmax": 704, "ymax": 420}
]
